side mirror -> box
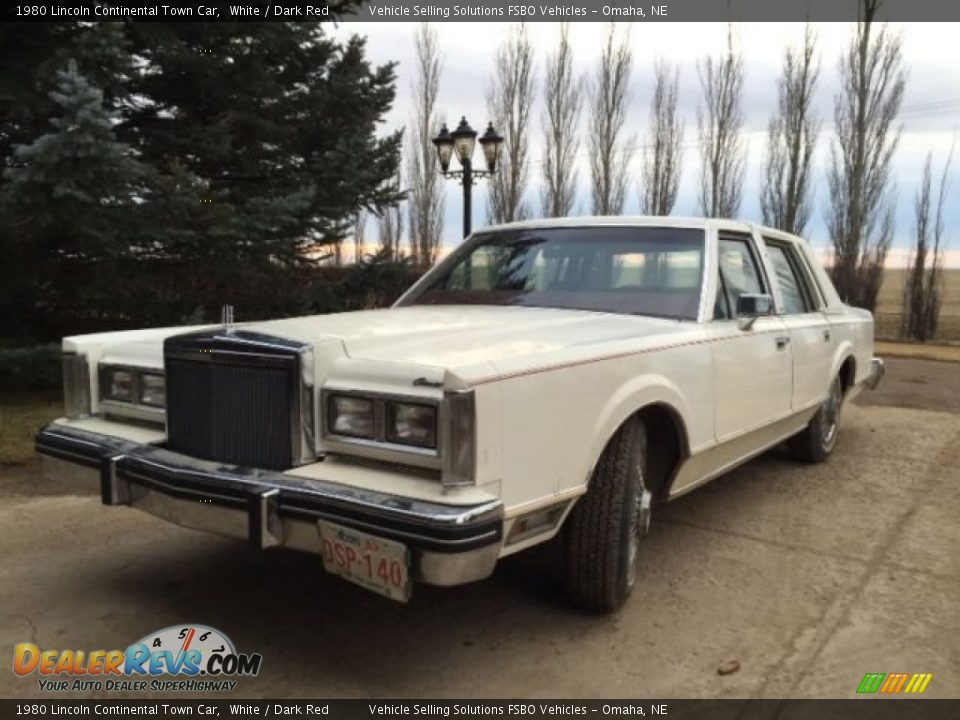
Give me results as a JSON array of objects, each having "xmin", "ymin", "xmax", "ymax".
[{"xmin": 736, "ymin": 293, "xmax": 774, "ymax": 330}]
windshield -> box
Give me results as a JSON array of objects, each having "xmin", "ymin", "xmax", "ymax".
[{"xmin": 402, "ymin": 226, "xmax": 705, "ymax": 320}]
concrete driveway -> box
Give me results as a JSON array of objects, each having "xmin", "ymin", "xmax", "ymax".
[{"xmin": 1, "ymin": 357, "xmax": 957, "ymax": 699}]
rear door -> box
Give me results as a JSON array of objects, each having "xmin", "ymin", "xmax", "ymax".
[
  {"xmin": 759, "ymin": 235, "xmax": 835, "ymax": 412},
  {"xmin": 711, "ymin": 232, "xmax": 792, "ymax": 441}
]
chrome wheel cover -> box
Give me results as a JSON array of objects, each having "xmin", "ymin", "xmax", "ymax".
[
  {"xmin": 821, "ymin": 377, "xmax": 842, "ymax": 449},
  {"xmin": 626, "ymin": 435, "xmax": 651, "ymax": 590}
]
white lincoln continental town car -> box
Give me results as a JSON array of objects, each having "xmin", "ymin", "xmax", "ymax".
[{"xmin": 38, "ymin": 217, "xmax": 884, "ymax": 610}]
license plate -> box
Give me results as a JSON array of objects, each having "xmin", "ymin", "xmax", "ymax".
[{"xmin": 317, "ymin": 521, "xmax": 412, "ymax": 602}]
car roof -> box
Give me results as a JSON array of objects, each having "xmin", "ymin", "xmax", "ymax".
[{"xmin": 478, "ymin": 215, "xmax": 803, "ymax": 243}]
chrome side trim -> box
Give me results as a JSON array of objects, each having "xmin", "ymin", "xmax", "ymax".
[{"xmin": 668, "ymin": 407, "xmax": 818, "ymax": 499}]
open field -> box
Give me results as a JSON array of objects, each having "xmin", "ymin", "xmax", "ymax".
[
  {"xmin": 1, "ymin": 357, "xmax": 958, "ymax": 699},
  {"xmin": 876, "ymin": 340, "xmax": 960, "ymax": 363},
  {"xmin": 874, "ymin": 268, "xmax": 960, "ymax": 341}
]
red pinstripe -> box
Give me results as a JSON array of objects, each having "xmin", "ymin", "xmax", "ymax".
[{"xmin": 469, "ymin": 329, "xmax": 786, "ymax": 387}]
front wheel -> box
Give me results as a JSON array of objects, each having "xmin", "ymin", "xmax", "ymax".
[
  {"xmin": 788, "ymin": 375, "xmax": 844, "ymax": 463},
  {"xmin": 564, "ymin": 417, "xmax": 651, "ymax": 612}
]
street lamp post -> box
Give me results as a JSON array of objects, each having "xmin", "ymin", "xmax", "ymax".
[{"xmin": 432, "ymin": 117, "xmax": 504, "ymax": 238}]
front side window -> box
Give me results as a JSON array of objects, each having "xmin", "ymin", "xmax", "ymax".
[
  {"xmin": 715, "ymin": 235, "xmax": 766, "ymax": 319},
  {"xmin": 402, "ymin": 226, "xmax": 706, "ymax": 320}
]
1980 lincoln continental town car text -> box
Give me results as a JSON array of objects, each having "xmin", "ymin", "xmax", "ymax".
[{"xmin": 37, "ymin": 217, "xmax": 884, "ymax": 611}]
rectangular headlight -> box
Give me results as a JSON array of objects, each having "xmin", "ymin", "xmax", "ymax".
[
  {"xmin": 103, "ymin": 368, "xmax": 134, "ymax": 402},
  {"xmin": 139, "ymin": 373, "xmax": 166, "ymax": 408},
  {"xmin": 386, "ymin": 402, "xmax": 437, "ymax": 449},
  {"xmin": 329, "ymin": 394, "xmax": 375, "ymax": 439}
]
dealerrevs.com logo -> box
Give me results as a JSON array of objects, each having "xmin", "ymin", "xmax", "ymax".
[{"xmin": 13, "ymin": 624, "xmax": 262, "ymax": 693}]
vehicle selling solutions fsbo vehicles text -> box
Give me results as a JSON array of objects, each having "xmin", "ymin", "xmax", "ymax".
[{"xmin": 365, "ymin": 4, "xmax": 590, "ymax": 17}]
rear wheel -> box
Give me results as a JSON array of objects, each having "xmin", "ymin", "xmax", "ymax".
[
  {"xmin": 788, "ymin": 374, "xmax": 843, "ymax": 463},
  {"xmin": 564, "ymin": 417, "xmax": 651, "ymax": 612}
]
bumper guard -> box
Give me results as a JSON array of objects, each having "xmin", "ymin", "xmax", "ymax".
[{"xmin": 866, "ymin": 356, "xmax": 885, "ymax": 390}]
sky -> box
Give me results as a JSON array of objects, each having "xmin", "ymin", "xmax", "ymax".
[{"xmin": 334, "ymin": 21, "xmax": 960, "ymax": 266}]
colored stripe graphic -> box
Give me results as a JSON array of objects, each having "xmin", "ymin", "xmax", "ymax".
[
  {"xmin": 857, "ymin": 672, "xmax": 932, "ymax": 694},
  {"xmin": 857, "ymin": 673, "xmax": 886, "ymax": 693},
  {"xmin": 880, "ymin": 672, "xmax": 909, "ymax": 693},
  {"xmin": 904, "ymin": 674, "xmax": 933, "ymax": 694}
]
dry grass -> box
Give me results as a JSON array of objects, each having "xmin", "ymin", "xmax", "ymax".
[
  {"xmin": 873, "ymin": 268, "xmax": 960, "ymax": 342},
  {"xmin": 0, "ymin": 392, "xmax": 61, "ymax": 466},
  {"xmin": 875, "ymin": 341, "xmax": 960, "ymax": 363}
]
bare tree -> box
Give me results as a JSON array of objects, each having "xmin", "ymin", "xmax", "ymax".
[
  {"xmin": 487, "ymin": 24, "xmax": 535, "ymax": 224},
  {"xmin": 589, "ymin": 24, "xmax": 634, "ymax": 216},
  {"xmin": 407, "ymin": 24, "xmax": 445, "ymax": 265},
  {"xmin": 640, "ymin": 59, "xmax": 684, "ymax": 216},
  {"xmin": 353, "ymin": 209, "xmax": 368, "ymax": 263},
  {"xmin": 760, "ymin": 24, "xmax": 820, "ymax": 235},
  {"xmin": 826, "ymin": 0, "xmax": 906, "ymax": 311},
  {"xmin": 902, "ymin": 150, "xmax": 952, "ymax": 341},
  {"xmin": 377, "ymin": 172, "xmax": 404, "ymax": 260},
  {"xmin": 541, "ymin": 23, "xmax": 583, "ymax": 218},
  {"xmin": 697, "ymin": 25, "xmax": 746, "ymax": 217}
]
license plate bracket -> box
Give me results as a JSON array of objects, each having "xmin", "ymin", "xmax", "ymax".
[{"xmin": 317, "ymin": 520, "xmax": 412, "ymax": 602}]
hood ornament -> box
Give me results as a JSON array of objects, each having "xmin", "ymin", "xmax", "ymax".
[{"xmin": 221, "ymin": 304, "xmax": 235, "ymax": 335}]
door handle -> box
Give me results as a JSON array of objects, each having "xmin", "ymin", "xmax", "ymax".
[
  {"xmin": 775, "ymin": 336, "xmax": 791, "ymax": 350},
  {"xmin": 823, "ymin": 329, "xmax": 832, "ymax": 342}
]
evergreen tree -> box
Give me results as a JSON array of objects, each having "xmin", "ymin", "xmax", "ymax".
[
  {"xmin": 123, "ymin": 24, "xmax": 402, "ymax": 274},
  {"xmin": 2, "ymin": 64, "xmax": 143, "ymax": 332},
  {"xmin": 0, "ymin": 20, "xmax": 403, "ymax": 334},
  {"xmin": 0, "ymin": 23, "xmax": 134, "ymax": 177}
]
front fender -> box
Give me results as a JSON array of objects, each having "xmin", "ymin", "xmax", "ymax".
[{"xmin": 576, "ymin": 373, "xmax": 691, "ymax": 494}]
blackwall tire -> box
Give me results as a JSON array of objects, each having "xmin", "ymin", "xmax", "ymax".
[
  {"xmin": 564, "ymin": 417, "xmax": 651, "ymax": 612},
  {"xmin": 788, "ymin": 375, "xmax": 843, "ymax": 464}
]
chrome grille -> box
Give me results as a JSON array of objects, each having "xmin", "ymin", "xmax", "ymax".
[{"xmin": 164, "ymin": 331, "xmax": 304, "ymax": 471}]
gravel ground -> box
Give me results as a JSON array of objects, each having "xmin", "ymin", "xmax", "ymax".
[{"xmin": 1, "ymin": 357, "xmax": 957, "ymax": 699}]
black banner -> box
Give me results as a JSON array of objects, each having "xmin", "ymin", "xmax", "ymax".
[
  {"xmin": 3, "ymin": 0, "xmax": 960, "ymax": 22},
  {"xmin": 2, "ymin": 700, "xmax": 959, "ymax": 720}
]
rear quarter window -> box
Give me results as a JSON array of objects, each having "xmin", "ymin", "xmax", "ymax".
[{"xmin": 764, "ymin": 240, "xmax": 820, "ymax": 314}]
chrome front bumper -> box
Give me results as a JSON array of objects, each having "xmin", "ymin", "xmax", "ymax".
[
  {"xmin": 866, "ymin": 356, "xmax": 885, "ymax": 390},
  {"xmin": 36, "ymin": 424, "xmax": 503, "ymax": 588}
]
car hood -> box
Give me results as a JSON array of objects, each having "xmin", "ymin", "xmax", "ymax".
[{"xmin": 243, "ymin": 305, "xmax": 688, "ymax": 370}]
